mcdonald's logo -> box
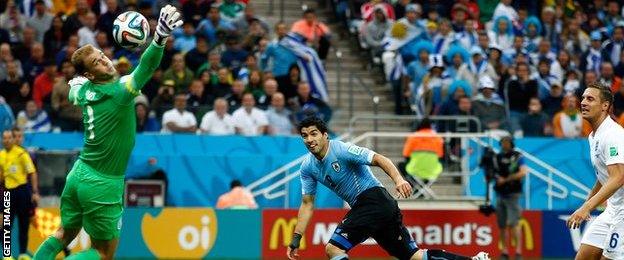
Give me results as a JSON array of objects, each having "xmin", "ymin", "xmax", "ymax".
[
  {"xmin": 499, "ymin": 218, "xmax": 534, "ymax": 250},
  {"xmin": 269, "ymin": 217, "xmax": 306, "ymax": 250}
]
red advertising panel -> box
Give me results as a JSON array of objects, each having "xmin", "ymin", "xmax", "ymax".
[{"xmin": 262, "ymin": 209, "xmax": 542, "ymax": 259}]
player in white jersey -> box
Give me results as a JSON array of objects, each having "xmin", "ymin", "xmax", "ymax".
[{"xmin": 567, "ymin": 82, "xmax": 624, "ymax": 260}]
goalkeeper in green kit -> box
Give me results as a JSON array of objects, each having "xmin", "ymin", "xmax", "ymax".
[{"xmin": 33, "ymin": 5, "xmax": 183, "ymax": 260}]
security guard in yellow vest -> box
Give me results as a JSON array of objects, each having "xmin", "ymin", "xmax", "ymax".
[{"xmin": 1, "ymin": 130, "xmax": 39, "ymax": 260}]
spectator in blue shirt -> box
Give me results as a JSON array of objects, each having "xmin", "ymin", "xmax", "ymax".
[{"xmin": 196, "ymin": 4, "xmax": 235, "ymax": 46}]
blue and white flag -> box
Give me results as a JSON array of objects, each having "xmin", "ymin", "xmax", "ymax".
[{"xmin": 279, "ymin": 33, "xmax": 329, "ymax": 102}]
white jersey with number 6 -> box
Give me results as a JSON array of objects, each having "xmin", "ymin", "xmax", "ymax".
[{"xmin": 582, "ymin": 116, "xmax": 624, "ymax": 258}]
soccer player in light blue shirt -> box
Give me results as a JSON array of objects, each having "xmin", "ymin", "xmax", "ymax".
[{"xmin": 286, "ymin": 117, "xmax": 490, "ymax": 260}]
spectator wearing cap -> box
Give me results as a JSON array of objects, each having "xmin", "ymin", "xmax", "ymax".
[
  {"xmin": 161, "ymin": 93, "xmax": 198, "ymax": 134},
  {"xmin": 505, "ymin": 62, "xmax": 538, "ymax": 132},
  {"xmin": 456, "ymin": 46, "xmax": 499, "ymax": 95},
  {"xmin": 290, "ymin": 8, "xmax": 332, "ymax": 60},
  {"xmin": 174, "ymin": 23, "xmax": 198, "ymax": 53},
  {"xmin": 196, "ymin": 4, "xmax": 235, "ymax": 46},
  {"xmin": 472, "ymin": 76, "xmax": 506, "ymax": 130},
  {"xmin": 51, "ymin": 60, "xmax": 82, "ymax": 131},
  {"xmin": 552, "ymin": 94, "xmax": 591, "ymax": 138},
  {"xmin": 599, "ymin": 61, "xmax": 623, "ymax": 93},
  {"xmin": 534, "ymin": 59, "xmax": 559, "ymax": 99},
  {"xmin": 232, "ymin": 93, "xmax": 268, "ymax": 136},
  {"xmin": 27, "ymin": 0, "xmax": 53, "ymax": 43},
  {"xmin": 200, "ymin": 98, "xmax": 235, "ymax": 135},
  {"xmin": 225, "ymin": 79, "xmax": 245, "ymax": 113},
  {"xmin": 266, "ymin": 92, "xmax": 295, "ymax": 135},
  {"xmin": 221, "ymin": 33, "xmax": 249, "ymax": 76},
  {"xmin": 359, "ymin": 0, "xmax": 395, "ymax": 23},
  {"xmin": 602, "ymin": 24, "xmax": 624, "ymax": 67},
  {"xmin": 488, "ymin": 16, "xmax": 514, "ymax": 51},
  {"xmin": 163, "ymin": 53, "xmax": 194, "ymax": 92},
  {"xmin": 521, "ymin": 97, "xmax": 551, "ymax": 137},
  {"xmin": 257, "ymin": 78, "xmax": 278, "ymax": 109},
  {"xmin": 151, "ymin": 80, "xmax": 176, "ymax": 118},
  {"xmin": 32, "ymin": 59, "xmax": 55, "ymax": 110},
  {"xmin": 580, "ymin": 31, "xmax": 603, "ymax": 73}
]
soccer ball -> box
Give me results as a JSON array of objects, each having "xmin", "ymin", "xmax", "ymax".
[{"xmin": 113, "ymin": 11, "xmax": 149, "ymax": 49}]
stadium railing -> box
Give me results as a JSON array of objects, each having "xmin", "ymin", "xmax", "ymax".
[{"xmin": 249, "ymin": 128, "xmax": 591, "ymax": 210}]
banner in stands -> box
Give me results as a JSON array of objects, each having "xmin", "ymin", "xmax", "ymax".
[
  {"xmin": 262, "ymin": 209, "xmax": 542, "ymax": 258},
  {"xmin": 25, "ymin": 208, "xmax": 261, "ymax": 259}
]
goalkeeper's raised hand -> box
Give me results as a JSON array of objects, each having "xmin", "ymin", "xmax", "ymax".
[{"xmin": 154, "ymin": 4, "xmax": 183, "ymax": 46}]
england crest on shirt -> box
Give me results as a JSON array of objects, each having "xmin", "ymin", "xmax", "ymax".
[{"xmin": 331, "ymin": 161, "xmax": 340, "ymax": 172}]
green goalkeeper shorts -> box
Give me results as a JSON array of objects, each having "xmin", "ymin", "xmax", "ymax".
[{"xmin": 60, "ymin": 159, "xmax": 125, "ymax": 240}]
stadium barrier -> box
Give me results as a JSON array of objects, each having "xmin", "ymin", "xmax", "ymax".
[{"xmin": 16, "ymin": 208, "xmax": 595, "ymax": 258}]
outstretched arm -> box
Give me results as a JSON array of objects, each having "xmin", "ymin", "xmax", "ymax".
[{"xmin": 126, "ymin": 5, "xmax": 183, "ymax": 92}]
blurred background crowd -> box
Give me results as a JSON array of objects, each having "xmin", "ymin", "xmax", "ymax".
[{"xmin": 3, "ymin": 0, "xmax": 624, "ymax": 139}]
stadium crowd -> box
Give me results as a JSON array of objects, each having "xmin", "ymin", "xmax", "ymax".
[
  {"xmin": 0, "ymin": 0, "xmax": 333, "ymax": 136},
  {"xmin": 336, "ymin": 0, "xmax": 624, "ymax": 138},
  {"xmin": 5, "ymin": 0, "xmax": 624, "ymax": 139}
]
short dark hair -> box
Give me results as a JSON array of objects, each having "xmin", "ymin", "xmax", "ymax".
[
  {"xmin": 416, "ymin": 117, "xmax": 432, "ymax": 130},
  {"xmin": 230, "ymin": 180, "xmax": 242, "ymax": 189},
  {"xmin": 297, "ymin": 116, "xmax": 328, "ymax": 134},
  {"xmin": 586, "ymin": 81, "xmax": 614, "ymax": 106}
]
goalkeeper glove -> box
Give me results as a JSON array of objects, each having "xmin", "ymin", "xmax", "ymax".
[{"xmin": 154, "ymin": 4, "xmax": 184, "ymax": 46}]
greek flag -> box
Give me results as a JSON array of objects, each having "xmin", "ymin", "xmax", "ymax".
[{"xmin": 279, "ymin": 33, "xmax": 329, "ymax": 102}]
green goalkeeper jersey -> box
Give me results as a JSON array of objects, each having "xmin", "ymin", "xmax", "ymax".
[{"xmin": 68, "ymin": 43, "xmax": 163, "ymax": 176}]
